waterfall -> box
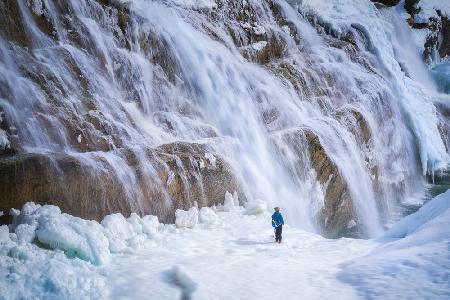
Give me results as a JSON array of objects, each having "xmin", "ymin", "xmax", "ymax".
[{"xmin": 0, "ymin": 0, "xmax": 448, "ymax": 237}]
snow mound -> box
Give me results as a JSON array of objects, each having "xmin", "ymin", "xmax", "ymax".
[
  {"xmin": 175, "ymin": 207, "xmax": 198, "ymax": 228},
  {"xmin": 244, "ymin": 199, "xmax": 268, "ymax": 215},
  {"xmin": 222, "ymin": 191, "xmax": 239, "ymax": 212},
  {"xmin": 141, "ymin": 215, "xmax": 160, "ymax": 237},
  {"xmin": 10, "ymin": 203, "xmax": 109, "ymax": 265},
  {"xmin": 37, "ymin": 213, "xmax": 109, "ymax": 265},
  {"xmin": 7, "ymin": 202, "xmax": 161, "ymax": 265},
  {"xmin": 102, "ymin": 213, "xmax": 143, "ymax": 253},
  {"xmin": 339, "ymin": 189, "xmax": 450, "ymax": 299},
  {"xmin": 1, "ymin": 204, "xmax": 108, "ymax": 299},
  {"xmin": 384, "ymin": 189, "xmax": 450, "ymax": 238}
]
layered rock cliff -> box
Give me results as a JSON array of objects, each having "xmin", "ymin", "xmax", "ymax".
[{"xmin": 0, "ymin": 0, "xmax": 448, "ymax": 237}]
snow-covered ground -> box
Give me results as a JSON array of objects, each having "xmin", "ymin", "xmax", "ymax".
[
  {"xmin": 106, "ymin": 209, "xmax": 373, "ymax": 299},
  {"xmin": 1, "ymin": 191, "xmax": 450, "ymax": 299}
]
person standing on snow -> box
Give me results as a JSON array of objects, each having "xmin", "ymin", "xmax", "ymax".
[{"xmin": 272, "ymin": 207, "xmax": 284, "ymax": 243}]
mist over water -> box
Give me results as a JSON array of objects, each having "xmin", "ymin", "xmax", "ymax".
[{"xmin": 0, "ymin": 0, "xmax": 448, "ymax": 237}]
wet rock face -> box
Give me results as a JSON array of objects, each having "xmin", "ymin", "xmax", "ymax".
[
  {"xmin": 421, "ymin": 15, "xmax": 450, "ymax": 63},
  {"xmin": 436, "ymin": 103, "xmax": 450, "ymax": 154},
  {"xmin": 0, "ymin": 142, "xmax": 244, "ymax": 223},
  {"xmin": 303, "ymin": 130, "xmax": 357, "ymax": 238},
  {"xmin": 370, "ymin": 0, "xmax": 400, "ymax": 7},
  {"xmin": 154, "ymin": 142, "xmax": 245, "ymax": 214},
  {"xmin": 0, "ymin": 0, "xmax": 31, "ymax": 47},
  {"xmin": 274, "ymin": 127, "xmax": 360, "ymax": 238},
  {"xmin": 0, "ymin": 0, "xmax": 243, "ymax": 224},
  {"xmin": 0, "ymin": 0, "xmax": 428, "ymax": 238},
  {"xmin": 0, "ymin": 153, "xmax": 129, "ymax": 221}
]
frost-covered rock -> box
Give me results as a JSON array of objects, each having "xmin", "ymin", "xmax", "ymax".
[
  {"xmin": 251, "ymin": 41, "xmax": 267, "ymax": 51},
  {"xmin": 175, "ymin": 207, "xmax": 198, "ymax": 228},
  {"xmin": 253, "ymin": 24, "xmax": 266, "ymax": 35},
  {"xmin": 244, "ymin": 199, "xmax": 267, "ymax": 215},
  {"xmin": 204, "ymin": 152, "xmax": 217, "ymax": 168}
]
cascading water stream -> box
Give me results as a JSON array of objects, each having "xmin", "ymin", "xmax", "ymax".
[{"xmin": 0, "ymin": 0, "xmax": 448, "ymax": 238}]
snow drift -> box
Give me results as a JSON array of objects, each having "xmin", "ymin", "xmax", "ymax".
[{"xmin": 339, "ymin": 189, "xmax": 450, "ymax": 299}]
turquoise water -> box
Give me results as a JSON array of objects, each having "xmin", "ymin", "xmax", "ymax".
[{"xmin": 431, "ymin": 62, "xmax": 450, "ymax": 94}]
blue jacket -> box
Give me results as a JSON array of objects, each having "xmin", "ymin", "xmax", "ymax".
[{"xmin": 271, "ymin": 211, "xmax": 284, "ymax": 228}]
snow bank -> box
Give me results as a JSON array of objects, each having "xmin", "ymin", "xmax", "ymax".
[
  {"xmin": 7, "ymin": 202, "xmax": 161, "ymax": 265},
  {"xmin": 9, "ymin": 203, "xmax": 109, "ymax": 265},
  {"xmin": 0, "ymin": 202, "xmax": 165, "ymax": 298},
  {"xmin": 36, "ymin": 209, "xmax": 110, "ymax": 265},
  {"xmin": 101, "ymin": 213, "xmax": 151, "ymax": 253},
  {"xmin": 339, "ymin": 189, "xmax": 450, "ymax": 299},
  {"xmin": 0, "ymin": 243, "xmax": 107, "ymax": 300},
  {"xmin": 384, "ymin": 189, "xmax": 450, "ymax": 238},
  {"xmin": 1, "ymin": 209, "xmax": 107, "ymax": 299}
]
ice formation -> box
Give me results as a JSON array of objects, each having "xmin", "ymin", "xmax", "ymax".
[
  {"xmin": 1, "ymin": 190, "xmax": 449, "ymax": 299},
  {"xmin": 175, "ymin": 207, "xmax": 199, "ymax": 229}
]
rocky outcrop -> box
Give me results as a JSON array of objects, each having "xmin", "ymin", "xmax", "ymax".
[
  {"xmin": 154, "ymin": 142, "xmax": 245, "ymax": 211},
  {"xmin": 421, "ymin": 14, "xmax": 450, "ymax": 63},
  {"xmin": 403, "ymin": 0, "xmax": 450, "ymax": 62},
  {"xmin": 0, "ymin": 142, "xmax": 244, "ymax": 223},
  {"xmin": 370, "ymin": 0, "xmax": 400, "ymax": 7},
  {"xmin": 275, "ymin": 128, "xmax": 358, "ymax": 238},
  {"xmin": 303, "ymin": 130, "xmax": 357, "ymax": 238},
  {"xmin": 436, "ymin": 103, "xmax": 450, "ymax": 155}
]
